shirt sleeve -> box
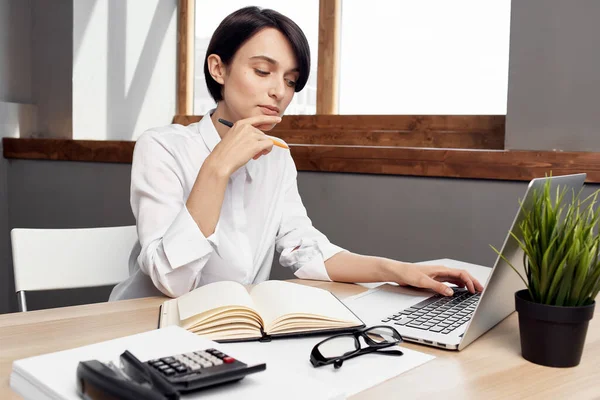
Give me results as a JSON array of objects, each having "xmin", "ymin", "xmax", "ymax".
[
  {"xmin": 131, "ymin": 132, "xmax": 219, "ymax": 297},
  {"xmin": 275, "ymin": 155, "xmax": 346, "ymax": 281}
]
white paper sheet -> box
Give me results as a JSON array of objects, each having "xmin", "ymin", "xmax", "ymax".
[
  {"xmin": 223, "ymin": 335, "xmax": 435, "ymax": 398},
  {"xmin": 11, "ymin": 325, "xmax": 434, "ymax": 400},
  {"xmin": 10, "ymin": 327, "xmax": 342, "ymax": 400}
]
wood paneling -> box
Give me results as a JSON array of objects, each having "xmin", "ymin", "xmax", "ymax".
[
  {"xmin": 4, "ymin": 137, "xmax": 600, "ymax": 183},
  {"xmin": 173, "ymin": 114, "xmax": 505, "ymax": 149},
  {"xmin": 316, "ymin": 0, "xmax": 341, "ymax": 114},
  {"xmin": 290, "ymin": 145, "xmax": 600, "ymax": 182},
  {"xmin": 2, "ymin": 138, "xmax": 135, "ymax": 164},
  {"xmin": 177, "ymin": 0, "xmax": 194, "ymax": 115},
  {"xmin": 272, "ymin": 115, "xmax": 504, "ymax": 149}
]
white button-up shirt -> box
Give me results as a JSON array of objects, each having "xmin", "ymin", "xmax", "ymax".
[{"xmin": 109, "ymin": 112, "xmax": 345, "ymax": 300}]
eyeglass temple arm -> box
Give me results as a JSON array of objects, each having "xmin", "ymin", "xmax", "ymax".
[
  {"xmin": 332, "ymin": 345, "xmax": 403, "ymax": 369},
  {"xmin": 371, "ymin": 348, "xmax": 404, "ymax": 356},
  {"xmin": 339, "ymin": 343, "xmax": 403, "ymax": 364}
]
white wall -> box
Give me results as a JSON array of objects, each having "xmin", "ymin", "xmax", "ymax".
[{"xmin": 73, "ymin": 0, "xmax": 177, "ymax": 140}]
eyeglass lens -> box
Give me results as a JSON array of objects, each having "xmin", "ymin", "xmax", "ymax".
[
  {"xmin": 318, "ymin": 335, "xmax": 359, "ymax": 359},
  {"xmin": 318, "ymin": 326, "xmax": 400, "ymax": 359},
  {"xmin": 364, "ymin": 326, "xmax": 400, "ymax": 344}
]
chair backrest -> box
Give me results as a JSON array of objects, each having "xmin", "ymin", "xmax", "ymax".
[{"xmin": 11, "ymin": 226, "xmax": 137, "ymax": 293}]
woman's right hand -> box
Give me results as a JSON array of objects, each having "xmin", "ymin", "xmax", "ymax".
[{"xmin": 207, "ymin": 115, "xmax": 282, "ymax": 178}]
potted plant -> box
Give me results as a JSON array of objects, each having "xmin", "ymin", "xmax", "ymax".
[{"xmin": 492, "ymin": 178, "xmax": 600, "ymax": 367}]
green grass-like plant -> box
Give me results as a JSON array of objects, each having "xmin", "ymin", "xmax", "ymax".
[{"xmin": 491, "ymin": 179, "xmax": 600, "ymax": 306}]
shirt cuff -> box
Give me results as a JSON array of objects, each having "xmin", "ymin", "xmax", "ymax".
[
  {"xmin": 319, "ymin": 242, "xmax": 346, "ymax": 263},
  {"xmin": 280, "ymin": 239, "xmax": 346, "ymax": 282},
  {"xmin": 162, "ymin": 205, "xmax": 219, "ymax": 268}
]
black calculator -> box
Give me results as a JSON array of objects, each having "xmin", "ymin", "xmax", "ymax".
[
  {"xmin": 145, "ymin": 348, "xmax": 265, "ymax": 392},
  {"xmin": 77, "ymin": 348, "xmax": 266, "ymax": 400}
]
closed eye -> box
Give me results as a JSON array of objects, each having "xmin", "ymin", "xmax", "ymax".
[{"xmin": 254, "ymin": 69, "xmax": 269, "ymax": 76}]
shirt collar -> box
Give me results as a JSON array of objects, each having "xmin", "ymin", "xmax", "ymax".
[{"xmin": 198, "ymin": 110, "xmax": 257, "ymax": 181}]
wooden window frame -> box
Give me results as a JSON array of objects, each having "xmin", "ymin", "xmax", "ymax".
[
  {"xmin": 168, "ymin": 0, "xmax": 600, "ymax": 182},
  {"xmin": 173, "ymin": 0, "xmax": 506, "ymax": 152},
  {"xmin": 3, "ymin": 0, "xmax": 600, "ymax": 183}
]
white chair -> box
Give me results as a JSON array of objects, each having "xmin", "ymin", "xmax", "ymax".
[{"xmin": 10, "ymin": 226, "xmax": 137, "ymax": 311}]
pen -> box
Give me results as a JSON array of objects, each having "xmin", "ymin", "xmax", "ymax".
[
  {"xmin": 217, "ymin": 118, "xmax": 234, "ymax": 128},
  {"xmin": 217, "ymin": 118, "xmax": 289, "ymax": 149}
]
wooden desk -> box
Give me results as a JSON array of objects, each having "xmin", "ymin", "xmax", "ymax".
[{"xmin": 1, "ymin": 280, "xmax": 599, "ymax": 399}]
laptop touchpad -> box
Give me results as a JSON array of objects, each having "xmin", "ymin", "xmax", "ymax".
[{"xmin": 344, "ymin": 285, "xmax": 431, "ymax": 326}]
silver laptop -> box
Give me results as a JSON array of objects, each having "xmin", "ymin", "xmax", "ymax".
[{"xmin": 345, "ymin": 173, "xmax": 586, "ymax": 350}]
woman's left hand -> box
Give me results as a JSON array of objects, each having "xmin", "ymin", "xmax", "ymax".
[{"xmin": 392, "ymin": 263, "xmax": 484, "ymax": 296}]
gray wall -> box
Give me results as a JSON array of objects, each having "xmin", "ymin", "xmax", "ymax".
[
  {"xmin": 32, "ymin": 0, "xmax": 72, "ymax": 139},
  {"xmin": 0, "ymin": 0, "xmax": 33, "ymax": 314},
  {"xmin": 0, "ymin": 152, "xmax": 8, "ymax": 314},
  {"xmin": 0, "ymin": 0, "xmax": 32, "ymax": 104},
  {"xmin": 506, "ymin": 0, "xmax": 600, "ymax": 151},
  {"xmin": 3, "ymin": 158, "xmax": 598, "ymax": 313},
  {"xmin": 3, "ymin": 160, "xmax": 134, "ymax": 312}
]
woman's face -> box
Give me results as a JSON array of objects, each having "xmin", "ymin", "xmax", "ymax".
[{"xmin": 216, "ymin": 28, "xmax": 300, "ymax": 130}]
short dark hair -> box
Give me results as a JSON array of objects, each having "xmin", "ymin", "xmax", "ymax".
[{"xmin": 204, "ymin": 6, "xmax": 311, "ymax": 102}]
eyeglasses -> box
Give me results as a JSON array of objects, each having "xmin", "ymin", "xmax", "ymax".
[{"xmin": 310, "ymin": 325, "xmax": 404, "ymax": 369}]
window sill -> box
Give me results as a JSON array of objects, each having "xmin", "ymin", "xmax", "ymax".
[{"xmin": 4, "ymin": 138, "xmax": 600, "ymax": 183}]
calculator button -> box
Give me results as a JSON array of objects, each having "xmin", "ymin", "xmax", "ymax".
[
  {"xmin": 175, "ymin": 365, "xmax": 187, "ymax": 373},
  {"xmin": 189, "ymin": 363, "xmax": 201, "ymax": 371},
  {"xmin": 212, "ymin": 359, "xmax": 223, "ymax": 366},
  {"xmin": 163, "ymin": 368, "xmax": 176, "ymax": 376},
  {"xmin": 162, "ymin": 357, "xmax": 176, "ymax": 363},
  {"xmin": 223, "ymin": 357, "xmax": 235, "ymax": 364},
  {"xmin": 157, "ymin": 364, "xmax": 169, "ymax": 370}
]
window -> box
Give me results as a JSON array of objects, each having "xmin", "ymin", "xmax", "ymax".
[
  {"xmin": 339, "ymin": 0, "xmax": 511, "ymax": 114},
  {"xmin": 193, "ymin": 1, "xmax": 319, "ymax": 115}
]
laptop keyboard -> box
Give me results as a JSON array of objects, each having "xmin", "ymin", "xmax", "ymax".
[{"xmin": 382, "ymin": 288, "xmax": 480, "ymax": 335}]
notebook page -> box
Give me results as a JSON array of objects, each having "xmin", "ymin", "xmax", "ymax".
[
  {"xmin": 250, "ymin": 281, "xmax": 361, "ymax": 331},
  {"xmin": 177, "ymin": 281, "xmax": 256, "ymax": 321}
]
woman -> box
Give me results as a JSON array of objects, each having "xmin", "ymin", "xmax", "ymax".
[{"xmin": 110, "ymin": 6, "xmax": 483, "ymax": 301}]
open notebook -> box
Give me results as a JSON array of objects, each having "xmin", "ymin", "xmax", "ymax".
[{"xmin": 159, "ymin": 280, "xmax": 365, "ymax": 342}]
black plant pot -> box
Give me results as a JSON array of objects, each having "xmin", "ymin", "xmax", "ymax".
[{"xmin": 515, "ymin": 289, "xmax": 595, "ymax": 367}]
